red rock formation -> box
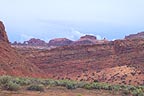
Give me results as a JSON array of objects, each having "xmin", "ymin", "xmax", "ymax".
[
  {"xmin": 0, "ymin": 20, "xmax": 46, "ymax": 78},
  {"xmin": 125, "ymin": 31, "xmax": 144, "ymax": 39},
  {"xmin": 80, "ymin": 35, "xmax": 97, "ymax": 40},
  {"xmin": 72, "ymin": 35, "xmax": 108, "ymax": 45},
  {"xmin": 16, "ymin": 38, "xmax": 144, "ymax": 85},
  {"xmin": 72, "ymin": 35, "xmax": 97, "ymax": 45},
  {"xmin": 12, "ymin": 35, "xmax": 108, "ymax": 47},
  {"xmin": 0, "ymin": 21, "xmax": 9, "ymax": 43},
  {"xmin": 23, "ymin": 38, "xmax": 47, "ymax": 46},
  {"xmin": 48, "ymin": 38, "xmax": 73, "ymax": 46}
]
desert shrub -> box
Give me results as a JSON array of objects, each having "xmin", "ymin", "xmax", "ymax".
[
  {"xmin": 27, "ymin": 78, "xmax": 43, "ymax": 85},
  {"xmin": 55, "ymin": 80, "xmax": 77, "ymax": 89},
  {"xmin": 76, "ymin": 82, "xmax": 87, "ymax": 88},
  {"xmin": 84, "ymin": 83, "xmax": 93, "ymax": 89},
  {"xmin": 66, "ymin": 82, "xmax": 77, "ymax": 89},
  {"xmin": 0, "ymin": 75, "xmax": 20, "ymax": 91},
  {"xmin": 55, "ymin": 80, "xmax": 75, "ymax": 87},
  {"xmin": 122, "ymin": 89, "xmax": 130, "ymax": 96},
  {"xmin": 84, "ymin": 82, "xmax": 116, "ymax": 90},
  {"xmin": 91, "ymin": 83, "xmax": 102, "ymax": 89},
  {"xmin": 12, "ymin": 77, "xmax": 31, "ymax": 86},
  {"xmin": 3, "ymin": 81, "xmax": 20, "ymax": 91},
  {"xmin": 42, "ymin": 79, "xmax": 57, "ymax": 86},
  {"xmin": 27, "ymin": 84, "xmax": 44, "ymax": 91},
  {"xmin": 100, "ymin": 83, "xmax": 112, "ymax": 90},
  {"xmin": 0, "ymin": 75, "xmax": 12, "ymax": 85},
  {"xmin": 55, "ymin": 80, "xmax": 67, "ymax": 86},
  {"xmin": 0, "ymin": 75, "xmax": 143, "ymax": 95},
  {"xmin": 136, "ymin": 86, "xmax": 144, "ymax": 92},
  {"xmin": 84, "ymin": 83, "xmax": 112, "ymax": 90},
  {"xmin": 131, "ymin": 88, "xmax": 144, "ymax": 96},
  {"xmin": 127, "ymin": 85, "xmax": 137, "ymax": 91},
  {"xmin": 120, "ymin": 85, "xmax": 128, "ymax": 89},
  {"xmin": 110, "ymin": 85, "xmax": 121, "ymax": 91},
  {"xmin": 77, "ymin": 94, "xmax": 83, "ymax": 96}
]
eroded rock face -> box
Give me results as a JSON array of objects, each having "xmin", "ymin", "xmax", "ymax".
[
  {"xmin": 0, "ymin": 20, "xmax": 46, "ymax": 78},
  {"xmin": 48, "ymin": 38, "xmax": 73, "ymax": 46},
  {"xmin": 125, "ymin": 32, "xmax": 144, "ymax": 39},
  {"xmin": 23, "ymin": 38, "xmax": 47, "ymax": 46},
  {"xmin": 80, "ymin": 35, "xmax": 97, "ymax": 40},
  {"xmin": 12, "ymin": 35, "xmax": 108, "ymax": 47},
  {"xmin": 0, "ymin": 21, "xmax": 9, "ymax": 43},
  {"xmin": 72, "ymin": 35, "xmax": 108, "ymax": 45},
  {"xmin": 72, "ymin": 35, "xmax": 98, "ymax": 45},
  {"xmin": 16, "ymin": 39, "xmax": 144, "ymax": 85}
]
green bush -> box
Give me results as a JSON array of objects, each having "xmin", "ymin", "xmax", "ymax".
[
  {"xmin": 84, "ymin": 83, "xmax": 112, "ymax": 90},
  {"xmin": 66, "ymin": 83, "xmax": 76, "ymax": 89},
  {"xmin": 0, "ymin": 75, "xmax": 143, "ymax": 96},
  {"xmin": 110, "ymin": 85, "xmax": 121, "ymax": 91},
  {"xmin": 122, "ymin": 89, "xmax": 130, "ymax": 96},
  {"xmin": 76, "ymin": 82, "xmax": 87, "ymax": 88},
  {"xmin": 84, "ymin": 83, "xmax": 93, "ymax": 89},
  {"xmin": 4, "ymin": 81, "xmax": 20, "ymax": 91},
  {"xmin": 77, "ymin": 94, "xmax": 83, "ymax": 96},
  {"xmin": 0, "ymin": 76, "xmax": 20, "ymax": 91},
  {"xmin": 91, "ymin": 83, "xmax": 101, "ymax": 89},
  {"xmin": 27, "ymin": 84, "xmax": 44, "ymax": 91},
  {"xmin": 54, "ymin": 80, "xmax": 77, "ymax": 89},
  {"xmin": 44, "ymin": 79, "xmax": 57, "ymax": 86},
  {"xmin": 12, "ymin": 77, "xmax": 31, "ymax": 86},
  {"xmin": 0, "ymin": 75, "xmax": 12, "ymax": 85},
  {"xmin": 131, "ymin": 88, "xmax": 144, "ymax": 96},
  {"xmin": 100, "ymin": 83, "xmax": 112, "ymax": 90}
]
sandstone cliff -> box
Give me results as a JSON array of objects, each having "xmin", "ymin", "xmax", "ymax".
[
  {"xmin": 23, "ymin": 38, "xmax": 47, "ymax": 46},
  {"xmin": 0, "ymin": 20, "xmax": 46, "ymax": 78},
  {"xmin": 0, "ymin": 21, "xmax": 9, "ymax": 43},
  {"xmin": 48, "ymin": 38, "xmax": 73, "ymax": 47}
]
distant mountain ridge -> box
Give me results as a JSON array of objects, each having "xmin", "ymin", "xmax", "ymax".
[{"xmin": 12, "ymin": 35, "xmax": 108, "ymax": 47}]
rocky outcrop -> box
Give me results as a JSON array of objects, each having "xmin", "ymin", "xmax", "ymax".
[
  {"xmin": 12, "ymin": 35, "xmax": 108, "ymax": 47},
  {"xmin": 16, "ymin": 38, "xmax": 144, "ymax": 85},
  {"xmin": 48, "ymin": 38, "xmax": 73, "ymax": 46},
  {"xmin": 23, "ymin": 38, "xmax": 47, "ymax": 46},
  {"xmin": 0, "ymin": 21, "xmax": 9, "ymax": 43},
  {"xmin": 80, "ymin": 35, "xmax": 97, "ymax": 40},
  {"xmin": 72, "ymin": 35, "xmax": 108, "ymax": 45},
  {"xmin": 72, "ymin": 35, "xmax": 97, "ymax": 45},
  {"xmin": 0, "ymin": 20, "xmax": 46, "ymax": 78},
  {"xmin": 12, "ymin": 38, "xmax": 47, "ymax": 46},
  {"xmin": 125, "ymin": 32, "xmax": 144, "ymax": 39}
]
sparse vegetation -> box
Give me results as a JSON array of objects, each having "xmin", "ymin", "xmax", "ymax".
[
  {"xmin": 27, "ymin": 84, "xmax": 44, "ymax": 91},
  {"xmin": 4, "ymin": 81, "xmax": 20, "ymax": 91},
  {"xmin": 0, "ymin": 75, "xmax": 143, "ymax": 96},
  {"xmin": 0, "ymin": 75, "xmax": 20, "ymax": 91}
]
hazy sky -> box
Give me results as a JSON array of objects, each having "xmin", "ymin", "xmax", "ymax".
[{"xmin": 0, "ymin": 0, "xmax": 144, "ymax": 42}]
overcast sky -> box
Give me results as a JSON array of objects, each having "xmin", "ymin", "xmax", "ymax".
[{"xmin": 0, "ymin": 0, "xmax": 144, "ymax": 42}]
